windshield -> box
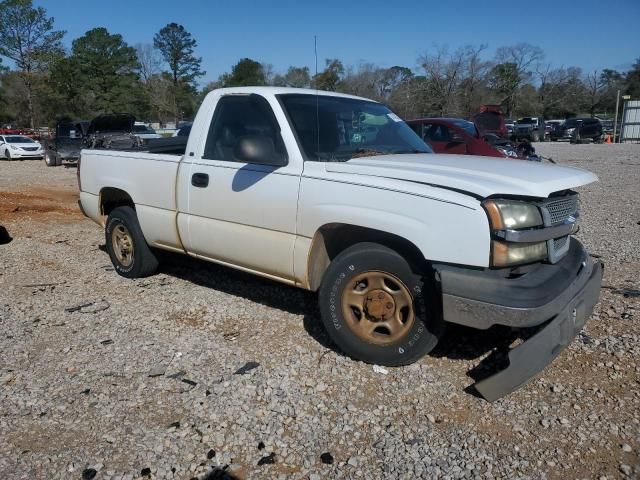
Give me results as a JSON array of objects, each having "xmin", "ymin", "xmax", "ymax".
[
  {"xmin": 279, "ymin": 94, "xmax": 432, "ymax": 161},
  {"xmin": 133, "ymin": 125, "xmax": 155, "ymax": 133},
  {"xmin": 4, "ymin": 135, "xmax": 34, "ymax": 143},
  {"xmin": 516, "ymin": 117, "xmax": 536, "ymax": 125},
  {"xmin": 450, "ymin": 119, "xmax": 478, "ymax": 137}
]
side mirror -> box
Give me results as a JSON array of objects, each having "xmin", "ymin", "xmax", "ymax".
[{"xmin": 234, "ymin": 135, "xmax": 286, "ymax": 166}]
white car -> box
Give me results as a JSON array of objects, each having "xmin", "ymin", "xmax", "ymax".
[
  {"xmin": 0, "ymin": 135, "xmax": 44, "ymax": 160},
  {"xmin": 78, "ymin": 87, "xmax": 603, "ymax": 401},
  {"xmin": 132, "ymin": 124, "xmax": 162, "ymax": 141}
]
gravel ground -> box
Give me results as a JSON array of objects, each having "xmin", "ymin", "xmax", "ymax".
[{"xmin": 0, "ymin": 144, "xmax": 639, "ymax": 480}]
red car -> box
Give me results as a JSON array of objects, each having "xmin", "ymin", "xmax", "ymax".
[{"xmin": 407, "ymin": 117, "xmax": 508, "ymax": 158}]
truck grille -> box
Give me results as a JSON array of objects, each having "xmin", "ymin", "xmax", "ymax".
[
  {"xmin": 543, "ymin": 195, "xmax": 579, "ymax": 226},
  {"xmin": 540, "ymin": 193, "xmax": 579, "ymax": 263}
]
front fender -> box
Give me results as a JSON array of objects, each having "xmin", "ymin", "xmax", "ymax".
[{"xmin": 298, "ymin": 176, "xmax": 491, "ymax": 268}]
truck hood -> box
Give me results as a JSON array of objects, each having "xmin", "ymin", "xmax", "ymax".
[{"xmin": 325, "ymin": 154, "xmax": 598, "ymax": 198}]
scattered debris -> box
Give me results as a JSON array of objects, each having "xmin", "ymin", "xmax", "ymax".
[
  {"xmin": 373, "ymin": 364, "xmax": 389, "ymax": 375},
  {"xmin": 257, "ymin": 441, "xmax": 265, "ymax": 450},
  {"xmin": 181, "ymin": 378, "xmax": 197, "ymax": 387},
  {"xmin": 257, "ymin": 452, "xmax": 275, "ymax": 466},
  {"xmin": 141, "ymin": 467, "xmax": 151, "ymax": 477},
  {"xmin": 64, "ymin": 300, "xmax": 110, "ymax": 314},
  {"xmin": 320, "ymin": 452, "xmax": 334, "ymax": 464},
  {"xmin": 81, "ymin": 468, "xmax": 97, "ymax": 480},
  {"xmin": 207, "ymin": 449, "xmax": 216, "ymax": 459},
  {"xmin": 148, "ymin": 365, "xmax": 166, "ymax": 377},
  {"xmin": 100, "ymin": 339, "xmax": 113, "ymax": 345},
  {"xmin": 20, "ymin": 282, "xmax": 66, "ymax": 288},
  {"xmin": 167, "ymin": 421, "xmax": 180, "ymax": 429},
  {"xmin": 234, "ymin": 361, "xmax": 260, "ymax": 375}
]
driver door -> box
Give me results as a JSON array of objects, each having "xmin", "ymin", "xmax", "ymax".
[{"xmin": 176, "ymin": 94, "xmax": 301, "ymax": 281}]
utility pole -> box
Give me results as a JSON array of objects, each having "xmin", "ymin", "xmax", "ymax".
[{"xmin": 613, "ymin": 90, "xmax": 620, "ymax": 143}]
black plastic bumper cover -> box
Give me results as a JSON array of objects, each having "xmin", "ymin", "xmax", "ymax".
[
  {"xmin": 474, "ymin": 259, "xmax": 602, "ymax": 401},
  {"xmin": 435, "ymin": 239, "xmax": 603, "ymax": 401}
]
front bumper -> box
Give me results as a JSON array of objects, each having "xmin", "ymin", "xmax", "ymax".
[
  {"xmin": 435, "ymin": 239, "xmax": 603, "ymax": 401},
  {"xmin": 11, "ymin": 149, "xmax": 44, "ymax": 158}
]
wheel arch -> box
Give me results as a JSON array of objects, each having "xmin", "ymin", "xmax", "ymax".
[
  {"xmin": 100, "ymin": 187, "xmax": 135, "ymax": 218},
  {"xmin": 306, "ymin": 223, "xmax": 427, "ymax": 291}
]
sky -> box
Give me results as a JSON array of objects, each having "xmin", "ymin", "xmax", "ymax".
[{"xmin": 34, "ymin": 0, "xmax": 640, "ymax": 85}]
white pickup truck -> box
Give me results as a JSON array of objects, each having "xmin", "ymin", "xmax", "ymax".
[{"xmin": 78, "ymin": 87, "xmax": 602, "ymax": 401}]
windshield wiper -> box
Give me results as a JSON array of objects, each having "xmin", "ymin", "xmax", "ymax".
[{"xmin": 350, "ymin": 149, "xmax": 392, "ymax": 159}]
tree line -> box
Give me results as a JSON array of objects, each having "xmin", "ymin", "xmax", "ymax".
[{"xmin": 1, "ymin": 0, "xmax": 639, "ymax": 129}]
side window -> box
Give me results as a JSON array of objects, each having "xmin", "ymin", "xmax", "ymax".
[
  {"xmin": 409, "ymin": 124, "xmax": 422, "ymax": 138},
  {"xmin": 422, "ymin": 124, "xmax": 439, "ymax": 141},
  {"xmin": 424, "ymin": 124, "xmax": 452, "ymax": 142},
  {"xmin": 203, "ymin": 95, "xmax": 287, "ymax": 164}
]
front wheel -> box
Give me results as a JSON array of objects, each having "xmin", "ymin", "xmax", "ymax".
[
  {"xmin": 4, "ymin": 149, "xmax": 11, "ymax": 161},
  {"xmin": 318, "ymin": 243, "xmax": 443, "ymax": 366},
  {"xmin": 105, "ymin": 206, "xmax": 158, "ymax": 278}
]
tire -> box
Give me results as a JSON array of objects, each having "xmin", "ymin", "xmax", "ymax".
[
  {"xmin": 105, "ymin": 206, "xmax": 158, "ymax": 278},
  {"xmin": 531, "ymin": 131, "xmax": 540, "ymax": 142},
  {"xmin": 44, "ymin": 151, "xmax": 57, "ymax": 167},
  {"xmin": 594, "ymin": 135, "xmax": 602, "ymax": 144},
  {"xmin": 4, "ymin": 149, "xmax": 11, "ymax": 161},
  {"xmin": 318, "ymin": 242, "xmax": 443, "ymax": 367},
  {"xmin": 574, "ymin": 131, "xmax": 581, "ymax": 144}
]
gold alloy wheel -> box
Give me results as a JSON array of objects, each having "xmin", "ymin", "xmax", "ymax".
[
  {"xmin": 112, "ymin": 224, "xmax": 134, "ymax": 267},
  {"xmin": 341, "ymin": 271, "xmax": 415, "ymax": 345}
]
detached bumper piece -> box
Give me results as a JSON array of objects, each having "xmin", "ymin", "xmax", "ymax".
[{"xmin": 435, "ymin": 239, "xmax": 603, "ymax": 401}]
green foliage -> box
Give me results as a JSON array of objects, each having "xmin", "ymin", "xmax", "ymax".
[
  {"xmin": 0, "ymin": 0, "xmax": 65, "ymax": 127},
  {"xmin": 51, "ymin": 27, "xmax": 142, "ymax": 117},
  {"xmin": 272, "ymin": 66, "xmax": 311, "ymax": 88},
  {"xmin": 488, "ymin": 63, "xmax": 520, "ymax": 115},
  {"xmin": 220, "ymin": 58, "xmax": 267, "ymax": 87},
  {"xmin": 153, "ymin": 23, "xmax": 204, "ymax": 86},
  {"xmin": 625, "ymin": 59, "xmax": 640, "ymax": 99},
  {"xmin": 312, "ymin": 59, "xmax": 344, "ymax": 91}
]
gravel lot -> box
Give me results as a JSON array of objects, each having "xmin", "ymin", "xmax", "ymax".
[{"xmin": 1, "ymin": 143, "xmax": 639, "ymax": 480}]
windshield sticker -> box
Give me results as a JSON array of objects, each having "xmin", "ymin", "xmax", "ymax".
[{"xmin": 387, "ymin": 113, "xmax": 403, "ymax": 122}]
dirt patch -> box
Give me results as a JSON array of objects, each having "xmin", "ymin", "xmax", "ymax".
[{"xmin": 0, "ymin": 187, "xmax": 81, "ymax": 223}]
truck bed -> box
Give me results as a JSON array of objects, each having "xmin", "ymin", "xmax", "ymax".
[{"xmin": 79, "ymin": 149, "xmax": 184, "ymax": 251}]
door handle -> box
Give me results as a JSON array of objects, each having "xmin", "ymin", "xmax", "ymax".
[{"xmin": 191, "ymin": 173, "xmax": 209, "ymax": 188}]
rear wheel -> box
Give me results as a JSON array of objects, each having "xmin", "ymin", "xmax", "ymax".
[
  {"xmin": 105, "ymin": 206, "xmax": 158, "ymax": 278},
  {"xmin": 318, "ymin": 243, "xmax": 443, "ymax": 366},
  {"xmin": 44, "ymin": 151, "xmax": 57, "ymax": 167},
  {"xmin": 573, "ymin": 131, "xmax": 581, "ymax": 144}
]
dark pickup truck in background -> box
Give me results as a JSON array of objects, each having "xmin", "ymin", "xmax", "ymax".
[{"xmin": 513, "ymin": 117, "xmax": 546, "ymax": 142}]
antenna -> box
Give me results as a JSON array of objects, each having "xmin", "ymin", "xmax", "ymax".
[
  {"xmin": 314, "ymin": 35, "xmax": 318, "ymax": 77},
  {"xmin": 314, "ymin": 35, "xmax": 320, "ymax": 160}
]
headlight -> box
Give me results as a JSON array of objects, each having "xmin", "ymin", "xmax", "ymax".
[
  {"xmin": 10, "ymin": 145, "xmax": 19, "ymax": 150},
  {"xmin": 566, "ymin": 128, "xmax": 575, "ymax": 134},
  {"xmin": 491, "ymin": 240, "xmax": 547, "ymax": 267},
  {"xmin": 483, "ymin": 199, "xmax": 543, "ymax": 230},
  {"xmin": 483, "ymin": 199, "xmax": 547, "ymax": 267}
]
